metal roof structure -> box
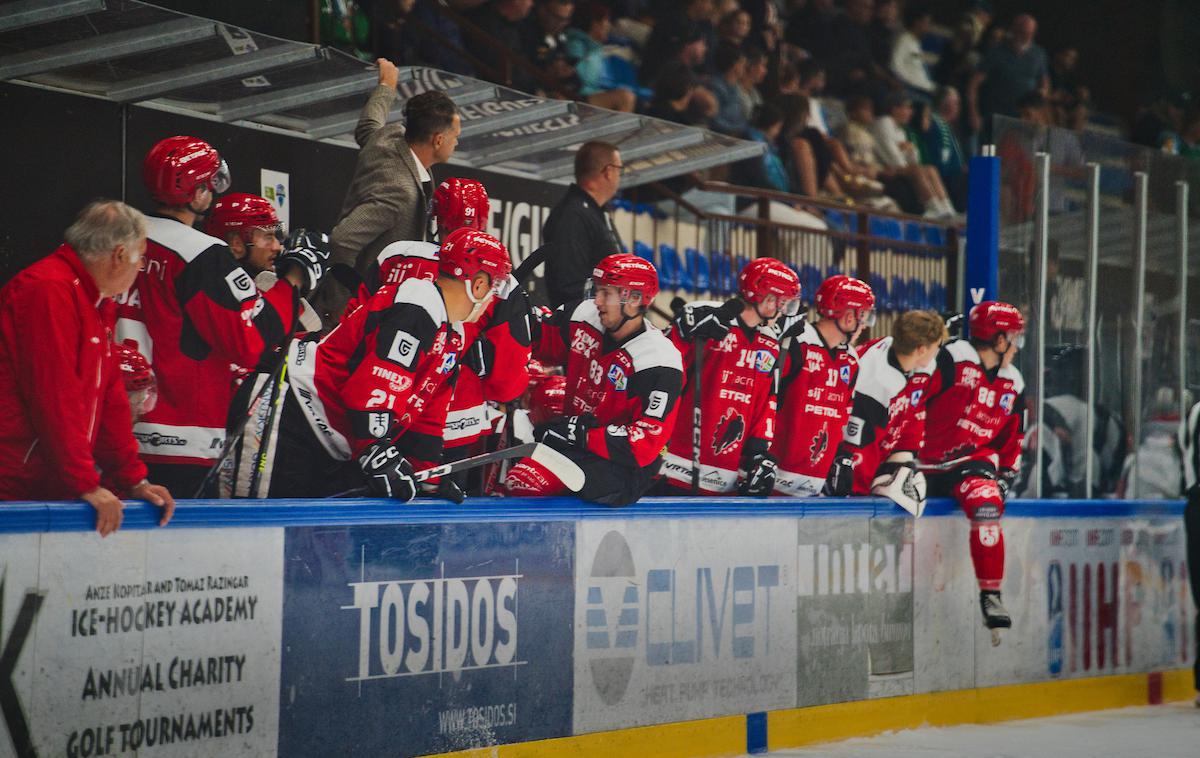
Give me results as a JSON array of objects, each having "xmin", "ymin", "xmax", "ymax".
[{"xmin": 0, "ymin": 0, "xmax": 764, "ymax": 187}]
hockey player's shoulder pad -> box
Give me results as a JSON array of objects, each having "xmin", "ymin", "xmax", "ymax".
[
  {"xmin": 853, "ymin": 336, "xmax": 908, "ymax": 410},
  {"xmin": 146, "ymin": 215, "xmax": 225, "ymax": 264},
  {"xmin": 998, "ymin": 363, "xmax": 1026, "ymax": 393},
  {"xmin": 377, "ymin": 239, "xmax": 439, "ymax": 266},
  {"xmin": 944, "ymin": 338, "xmax": 982, "ymax": 365},
  {"xmin": 568, "ymin": 299, "xmax": 604, "ymax": 331},
  {"xmin": 373, "ymin": 279, "xmax": 447, "ymax": 366}
]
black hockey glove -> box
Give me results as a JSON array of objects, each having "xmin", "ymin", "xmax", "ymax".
[
  {"xmin": 534, "ymin": 414, "xmax": 598, "ymax": 451},
  {"xmin": 462, "ymin": 336, "xmax": 496, "ymax": 379},
  {"xmin": 358, "ymin": 441, "xmax": 418, "ymax": 501},
  {"xmin": 997, "ymin": 468, "xmax": 1018, "ymax": 501},
  {"xmin": 738, "ymin": 453, "xmax": 778, "ymax": 497},
  {"xmin": 276, "ymin": 229, "xmax": 331, "ymax": 297},
  {"xmin": 823, "ymin": 452, "xmax": 855, "ymax": 497},
  {"xmin": 419, "ymin": 478, "xmax": 466, "ymax": 504},
  {"xmin": 675, "ymin": 303, "xmax": 733, "ymax": 342}
]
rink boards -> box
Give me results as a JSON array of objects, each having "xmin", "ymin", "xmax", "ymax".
[{"xmin": 0, "ymin": 497, "xmax": 1191, "ymax": 757}]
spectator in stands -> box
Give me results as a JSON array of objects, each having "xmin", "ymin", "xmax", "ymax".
[
  {"xmin": 825, "ymin": 0, "xmax": 893, "ymax": 97},
  {"xmin": 891, "ymin": 2, "xmax": 935, "ymax": 98},
  {"xmin": 377, "ymin": 0, "xmax": 423, "ymax": 66},
  {"xmin": 708, "ymin": 44, "xmax": 751, "ymax": 135},
  {"xmin": 869, "ymin": 0, "xmax": 901, "ymax": 73},
  {"xmin": 522, "ymin": 0, "xmax": 580, "ymax": 98},
  {"xmin": 967, "ymin": 13, "xmax": 1049, "ymax": 136},
  {"xmin": 785, "ymin": 0, "xmax": 838, "ymax": 63},
  {"xmin": 1048, "ymin": 47, "xmax": 1087, "ymax": 106},
  {"xmin": 735, "ymin": 103, "xmax": 791, "ymax": 192},
  {"xmin": 1177, "ymin": 107, "xmax": 1200, "ymax": 159},
  {"xmin": 738, "ymin": 47, "xmax": 768, "ymax": 117},
  {"xmin": 646, "ymin": 63, "xmax": 717, "ymax": 126},
  {"xmin": 641, "ymin": 0, "xmax": 717, "ymax": 85},
  {"xmin": 408, "ymin": 0, "xmax": 479, "ymax": 76},
  {"xmin": 718, "ymin": 8, "xmax": 753, "ymax": 50},
  {"xmin": 925, "ymin": 86, "xmax": 968, "ymax": 209},
  {"xmin": 323, "ymin": 61, "xmax": 459, "ymax": 320},
  {"xmin": 565, "ymin": 3, "xmax": 637, "ymax": 111},
  {"xmin": 872, "ymin": 92, "xmax": 957, "ymax": 217},
  {"xmin": 796, "ymin": 60, "xmax": 832, "ymax": 136},
  {"xmin": 0, "ymin": 201, "xmax": 175, "ymax": 534},
  {"xmin": 467, "ymin": 0, "xmax": 537, "ymax": 92},
  {"xmin": 542, "ymin": 141, "xmax": 625, "ymax": 307},
  {"xmin": 839, "ymin": 95, "xmax": 920, "ymax": 212},
  {"xmin": 778, "ymin": 94, "xmax": 845, "ymax": 199},
  {"xmin": 1132, "ymin": 90, "xmax": 1191, "ymax": 152}
]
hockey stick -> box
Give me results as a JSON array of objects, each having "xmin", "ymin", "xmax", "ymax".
[
  {"xmin": 685, "ymin": 299, "xmax": 742, "ymax": 494},
  {"xmin": 246, "ymin": 360, "xmax": 289, "ymax": 498},
  {"xmin": 330, "ymin": 441, "xmax": 586, "ymax": 497}
]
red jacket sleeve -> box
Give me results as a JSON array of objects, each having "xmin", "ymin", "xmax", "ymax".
[
  {"xmin": 13, "ymin": 282, "xmax": 102, "ymax": 496},
  {"xmin": 93, "ymin": 350, "xmax": 149, "ymax": 492},
  {"xmin": 177, "ymin": 248, "xmax": 298, "ymax": 368}
]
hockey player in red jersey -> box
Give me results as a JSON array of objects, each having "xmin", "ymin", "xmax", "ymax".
[
  {"xmin": 244, "ymin": 229, "xmax": 513, "ymax": 499},
  {"xmin": 506, "ymin": 254, "xmax": 684, "ymax": 505},
  {"xmin": 838, "ymin": 310, "xmax": 947, "ymax": 514},
  {"xmin": 773, "ymin": 274, "xmax": 876, "ymax": 496},
  {"xmin": 355, "ymin": 178, "xmax": 529, "ymax": 490},
  {"xmin": 117, "ymin": 137, "xmax": 317, "ymax": 495},
  {"xmin": 919, "ymin": 301, "xmax": 1026, "ymax": 636},
  {"xmin": 659, "ymin": 257, "xmax": 801, "ymax": 496}
]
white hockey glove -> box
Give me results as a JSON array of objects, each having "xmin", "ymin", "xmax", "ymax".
[{"xmin": 871, "ymin": 460, "xmax": 927, "ymax": 517}]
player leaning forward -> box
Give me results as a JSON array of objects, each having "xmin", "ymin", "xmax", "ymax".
[
  {"xmin": 506, "ymin": 254, "xmax": 684, "ymax": 505},
  {"xmin": 659, "ymin": 257, "xmax": 802, "ymax": 496},
  {"xmin": 919, "ymin": 301, "xmax": 1026, "ymax": 636},
  {"xmin": 246, "ymin": 230, "xmax": 513, "ymax": 499}
]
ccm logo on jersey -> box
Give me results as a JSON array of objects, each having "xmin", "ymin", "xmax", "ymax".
[
  {"xmin": 645, "ymin": 390, "xmax": 669, "ymax": 419},
  {"xmin": 224, "ymin": 269, "xmax": 256, "ymax": 301},
  {"xmin": 387, "ymin": 331, "xmax": 421, "ymax": 368}
]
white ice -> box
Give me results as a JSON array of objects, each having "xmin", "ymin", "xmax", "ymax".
[{"xmin": 739, "ymin": 702, "xmax": 1200, "ymax": 758}]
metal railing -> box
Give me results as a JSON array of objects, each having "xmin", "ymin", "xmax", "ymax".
[{"xmin": 613, "ymin": 181, "xmax": 961, "ymax": 334}]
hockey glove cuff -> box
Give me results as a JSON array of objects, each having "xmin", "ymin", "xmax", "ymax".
[
  {"xmin": 997, "ymin": 468, "xmax": 1017, "ymax": 501},
  {"xmin": 463, "ymin": 337, "xmax": 496, "ymax": 378},
  {"xmin": 358, "ymin": 442, "xmax": 417, "ymax": 501},
  {"xmin": 534, "ymin": 414, "xmax": 597, "ymax": 451},
  {"xmin": 823, "ymin": 452, "xmax": 855, "ymax": 497},
  {"xmin": 676, "ymin": 303, "xmax": 732, "ymax": 342},
  {"xmin": 738, "ymin": 453, "xmax": 778, "ymax": 497},
  {"xmin": 276, "ymin": 229, "xmax": 332, "ymax": 297}
]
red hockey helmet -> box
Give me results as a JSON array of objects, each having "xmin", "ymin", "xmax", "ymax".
[
  {"xmin": 432, "ymin": 178, "xmax": 490, "ymax": 232},
  {"xmin": 205, "ymin": 193, "xmax": 281, "ymax": 243},
  {"xmin": 739, "ymin": 257, "xmax": 802, "ymax": 315},
  {"xmin": 143, "ymin": 136, "xmax": 230, "ymax": 206},
  {"xmin": 590, "ymin": 253, "xmax": 659, "ymax": 304},
  {"xmin": 969, "ymin": 301, "xmax": 1025, "ymax": 343},
  {"xmin": 815, "ymin": 274, "xmax": 876, "ymax": 321},
  {"xmin": 115, "ymin": 340, "xmax": 157, "ymax": 416},
  {"xmin": 438, "ymin": 227, "xmax": 512, "ymax": 283},
  {"xmin": 528, "ymin": 375, "xmax": 567, "ymax": 426}
]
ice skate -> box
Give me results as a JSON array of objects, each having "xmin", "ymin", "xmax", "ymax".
[{"xmin": 981, "ymin": 590, "xmax": 1011, "ymax": 646}]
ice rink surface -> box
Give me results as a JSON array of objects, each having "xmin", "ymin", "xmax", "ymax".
[{"xmin": 738, "ymin": 702, "xmax": 1200, "ymax": 757}]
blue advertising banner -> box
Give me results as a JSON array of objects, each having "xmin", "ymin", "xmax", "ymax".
[{"xmin": 277, "ymin": 521, "xmax": 575, "ymax": 756}]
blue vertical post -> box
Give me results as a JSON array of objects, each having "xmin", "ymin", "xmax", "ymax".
[{"xmin": 964, "ymin": 146, "xmax": 1001, "ymax": 329}]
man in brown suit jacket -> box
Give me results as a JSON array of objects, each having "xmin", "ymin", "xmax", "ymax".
[{"xmin": 317, "ymin": 58, "xmax": 461, "ymax": 323}]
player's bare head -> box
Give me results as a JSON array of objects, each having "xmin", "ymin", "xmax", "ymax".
[{"xmin": 893, "ymin": 310, "xmax": 947, "ymax": 354}]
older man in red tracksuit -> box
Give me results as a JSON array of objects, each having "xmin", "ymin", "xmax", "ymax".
[{"xmin": 0, "ymin": 201, "xmax": 174, "ymax": 535}]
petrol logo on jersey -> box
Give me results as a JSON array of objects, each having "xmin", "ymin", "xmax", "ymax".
[
  {"xmin": 999, "ymin": 392, "xmax": 1016, "ymax": 414},
  {"xmin": 607, "ymin": 364, "xmax": 627, "ymax": 391},
  {"xmin": 711, "ymin": 408, "xmax": 746, "ymax": 456}
]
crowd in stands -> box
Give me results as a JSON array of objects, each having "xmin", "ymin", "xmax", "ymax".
[{"xmin": 320, "ymin": 0, "xmax": 1108, "ymax": 216}]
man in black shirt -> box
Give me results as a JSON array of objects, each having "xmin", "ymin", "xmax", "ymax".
[{"xmin": 540, "ymin": 141, "xmax": 626, "ymax": 308}]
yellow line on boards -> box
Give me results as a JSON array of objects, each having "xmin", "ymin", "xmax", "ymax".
[{"xmin": 427, "ymin": 669, "xmax": 1193, "ymax": 758}]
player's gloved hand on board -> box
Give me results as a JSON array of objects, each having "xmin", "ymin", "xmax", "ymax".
[
  {"xmin": 823, "ymin": 451, "xmax": 855, "ymax": 497},
  {"xmin": 419, "ymin": 478, "xmax": 466, "ymax": 504},
  {"xmin": 358, "ymin": 441, "xmax": 418, "ymax": 501},
  {"xmin": 534, "ymin": 414, "xmax": 597, "ymax": 450},
  {"xmin": 738, "ymin": 452, "xmax": 777, "ymax": 497},
  {"xmin": 276, "ymin": 229, "xmax": 332, "ymax": 297},
  {"xmin": 870, "ymin": 459, "xmax": 927, "ymax": 516},
  {"xmin": 675, "ymin": 303, "xmax": 733, "ymax": 342},
  {"xmin": 997, "ymin": 468, "xmax": 1018, "ymax": 500},
  {"xmin": 462, "ymin": 336, "xmax": 496, "ymax": 378}
]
